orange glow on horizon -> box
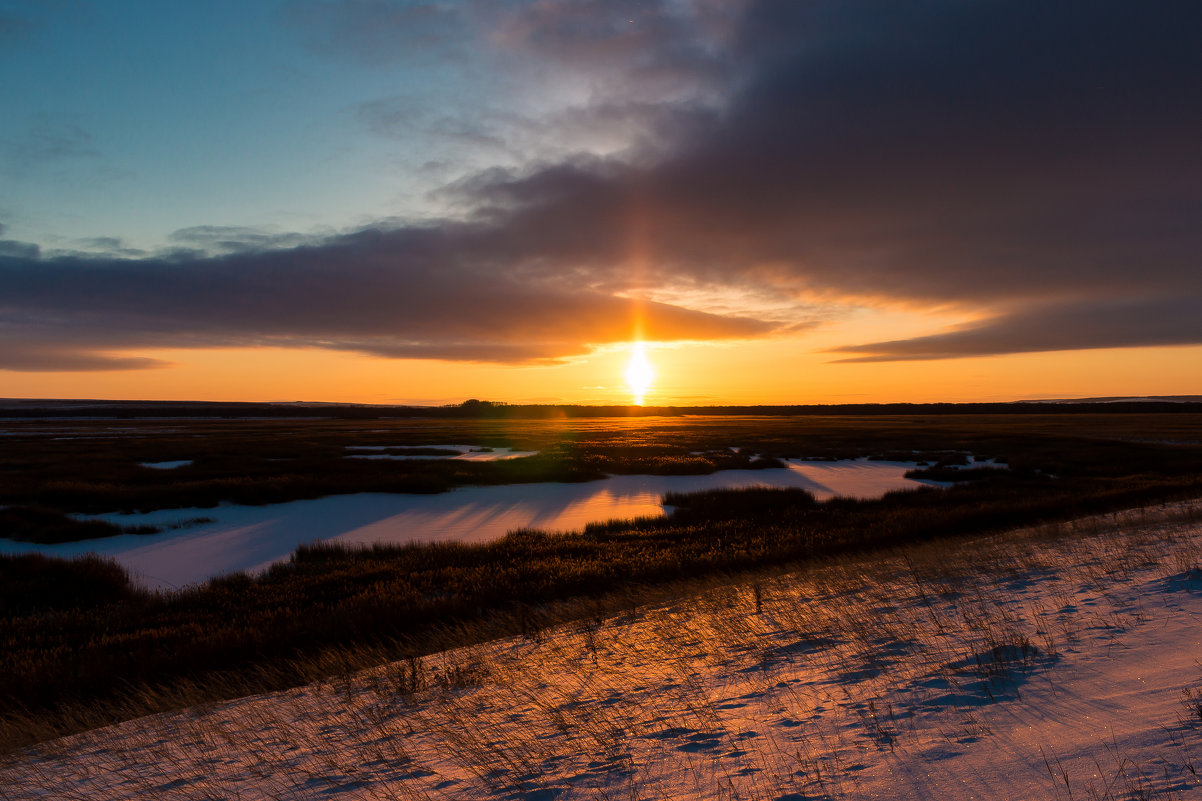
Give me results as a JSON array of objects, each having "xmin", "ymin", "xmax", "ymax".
[{"xmin": 3, "ymin": 335, "xmax": 1202, "ymax": 407}]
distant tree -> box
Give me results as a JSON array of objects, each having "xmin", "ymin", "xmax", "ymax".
[{"xmin": 455, "ymin": 399, "xmax": 509, "ymax": 417}]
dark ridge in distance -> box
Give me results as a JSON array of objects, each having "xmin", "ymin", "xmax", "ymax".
[
  {"xmin": 1023, "ymin": 395, "xmax": 1202, "ymax": 404},
  {"xmin": 3, "ymin": 397, "xmax": 1202, "ymax": 419}
]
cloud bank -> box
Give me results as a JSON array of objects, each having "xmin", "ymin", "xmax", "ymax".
[
  {"xmin": 0, "ymin": 225, "xmax": 775, "ymax": 371},
  {"xmin": 3, "ymin": 0, "xmax": 1200, "ymax": 371}
]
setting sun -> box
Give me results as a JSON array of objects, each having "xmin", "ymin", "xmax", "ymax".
[{"xmin": 624, "ymin": 342, "xmax": 655, "ymax": 405}]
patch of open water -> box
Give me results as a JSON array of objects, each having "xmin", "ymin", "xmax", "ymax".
[{"xmin": 0, "ymin": 459, "xmax": 945, "ymax": 590}]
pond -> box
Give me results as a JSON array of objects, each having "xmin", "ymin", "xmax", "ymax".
[{"xmin": 0, "ymin": 459, "xmax": 944, "ymax": 590}]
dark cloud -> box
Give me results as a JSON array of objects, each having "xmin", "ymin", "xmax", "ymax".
[
  {"xmin": 0, "ymin": 225, "xmax": 777, "ymax": 371},
  {"xmin": 0, "ymin": 239, "xmax": 40, "ymax": 259},
  {"xmin": 443, "ymin": 0, "xmax": 1202, "ymax": 357}
]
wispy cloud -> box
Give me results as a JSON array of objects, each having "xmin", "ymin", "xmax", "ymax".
[
  {"xmin": 0, "ymin": 11, "xmax": 35, "ymax": 49},
  {"xmin": 829, "ymin": 298, "xmax": 1202, "ymax": 363},
  {"xmin": 0, "ymin": 343, "xmax": 167, "ymax": 373},
  {"xmin": 2, "ymin": 114, "xmax": 131, "ymax": 183},
  {"xmin": 62, "ymin": 237, "xmax": 148, "ymax": 259},
  {"xmin": 167, "ymin": 226, "xmax": 323, "ymax": 255}
]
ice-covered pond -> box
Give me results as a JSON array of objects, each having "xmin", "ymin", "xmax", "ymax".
[{"xmin": 0, "ymin": 459, "xmax": 944, "ymax": 590}]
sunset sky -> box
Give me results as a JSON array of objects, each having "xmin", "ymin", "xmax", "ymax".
[{"xmin": 2, "ymin": 1, "xmax": 1200, "ymax": 405}]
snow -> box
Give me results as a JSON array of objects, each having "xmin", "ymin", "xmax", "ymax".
[
  {"xmin": 0, "ymin": 459, "xmax": 938, "ymax": 590},
  {"xmin": 5, "ymin": 504, "xmax": 1202, "ymax": 800}
]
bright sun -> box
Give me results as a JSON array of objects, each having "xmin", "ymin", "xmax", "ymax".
[{"xmin": 625, "ymin": 342, "xmax": 655, "ymax": 405}]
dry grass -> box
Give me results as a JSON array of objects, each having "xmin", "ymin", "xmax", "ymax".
[{"xmin": 5, "ymin": 501, "xmax": 1202, "ymax": 800}]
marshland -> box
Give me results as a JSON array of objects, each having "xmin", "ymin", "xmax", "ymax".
[{"xmin": 2, "ymin": 410, "xmax": 1201, "ymax": 792}]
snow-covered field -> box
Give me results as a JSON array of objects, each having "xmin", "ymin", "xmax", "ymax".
[
  {"xmin": 5, "ymin": 503, "xmax": 1202, "ymax": 800},
  {"xmin": 0, "ymin": 459, "xmax": 942, "ymax": 589}
]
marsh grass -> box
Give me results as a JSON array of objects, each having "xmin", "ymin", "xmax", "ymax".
[
  {"xmin": 2, "ymin": 413, "xmax": 1200, "ymax": 516},
  {"xmin": 3, "ymin": 470, "xmax": 1202, "ymax": 753},
  {"xmin": 0, "ymin": 505, "xmax": 155, "ymax": 543},
  {"xmin": 5, "ymin": 502, "xmax": 1202, "ymax": 799}
]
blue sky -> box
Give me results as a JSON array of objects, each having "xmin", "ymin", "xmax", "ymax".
[{"xmin": 1, "ymin": 0, "xmax": 562, "ymax": 251}]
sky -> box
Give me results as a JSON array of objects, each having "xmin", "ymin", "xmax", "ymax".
[{"xmin": 2, "ymin": 0, "xmax": 1200, "ymax": 405}]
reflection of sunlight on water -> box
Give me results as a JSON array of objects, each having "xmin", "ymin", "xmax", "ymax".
[
  {"xmin": 3, "ymin": 459, "xmax": 941, "ymax": 589},
  {"xmin": 784, "ymin": 460, "xmax": 911, "ymax": 498},
  {"xmin": 339, "ymin": 487, "xmax": 667, "ymax": 545},
  {"xmin": 337, "ymin": 460, "xmax": 924, "ymax": 550},
  {"xmin": 544, "ymin": 488, "xmax": 663, "ymax": 531},
  {"xmin": 346, "ymin": 503, "xmax": 537, "ymax": 543}
]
